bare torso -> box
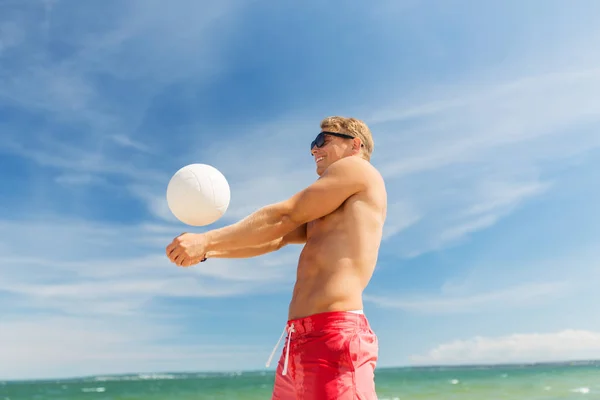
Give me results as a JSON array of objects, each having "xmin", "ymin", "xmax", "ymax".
[{"xmin": 288, "ymin": 162, "xmax": 387, "ymax": 320}]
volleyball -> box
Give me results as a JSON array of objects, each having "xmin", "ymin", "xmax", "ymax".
[{"xmin": 166, "ymin": 163, "xmax": 231, "ymax": 226}]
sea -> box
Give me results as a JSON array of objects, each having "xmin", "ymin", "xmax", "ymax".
[{"xmin": 2, "ymin": 361, "xmax": 599, "ymax": 400}]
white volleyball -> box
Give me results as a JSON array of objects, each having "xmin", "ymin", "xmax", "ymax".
[{"xmin": 166, "ymin": 163, "xmax": 231, "ymax": 226}]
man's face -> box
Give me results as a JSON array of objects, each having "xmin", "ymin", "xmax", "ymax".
[{"xmin": 310, "ymin": 132, "xmax": 356, "ymax": 176}]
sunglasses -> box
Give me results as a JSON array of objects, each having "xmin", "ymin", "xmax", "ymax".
[{"xmin": 310, "ymin": 131, "xmax": 356, "ymax": 153}]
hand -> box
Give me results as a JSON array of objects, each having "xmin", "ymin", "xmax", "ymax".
[{"xmin": 166, "ymin": 232, "xmax": 208, "ymax": 267}]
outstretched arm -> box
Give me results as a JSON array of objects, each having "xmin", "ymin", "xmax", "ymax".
[
  {"xmin": 204, "ymin": 157, "xmax": 369, "ymax": 253},
  {"xmin": 205, "ymin": 223, "xmax": 307, "ymax": 259},
  {"xmin": 166, "ymin": 157, "xmax": 370, "ymax": 266}
]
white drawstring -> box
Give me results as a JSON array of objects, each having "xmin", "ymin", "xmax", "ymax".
[
  {"xmin": 282, "ymin": 325, "xmax": 294, "ymax": 375},
  {"xmin": 265, "ymin": 324, "xmax": 295, "ymax": 375},
  {"xmin": 265, "ymin": 326, "xmax": 286, "ymax": 368}
]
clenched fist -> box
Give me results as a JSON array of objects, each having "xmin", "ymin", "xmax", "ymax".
[{"xmin": 166, "ymin": 232, "xmax": 208, "ymax": 267}]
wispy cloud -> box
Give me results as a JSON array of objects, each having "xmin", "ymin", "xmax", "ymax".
[
  {"xmin": 55, "ymin": 173, "xmax": 105, "ymax": 186},
  {"xmin": 363, "ymin": 68, "xmax": 600, "ymax": 254},
  {"xmin": 0, "ymin": 315, "xmax": 266, "ymax": 380},
  {"xmin": 435, "ymin": 181, "xmax": 552, "ymax": 246},
  {"xmin": 409, "ymin": 330, "xmax": 600, "ymax": 366},
  {"xmin": 0, "ymin": 0, "xmax": 244, "ymax": 189},
  {"xmin": 365, "ymin": 281, "xmax": 571, "ymax": 314},
  {"xmin": 109, "ymin": 134, "xmax": 153, "ymax": 154},
  {"xmin": 382, "ymin": 201, "xmax": 422, "ymax": 240},
  {"xmin": 0, "ymin": 218, "xmax": 295, "ymax": 303}
]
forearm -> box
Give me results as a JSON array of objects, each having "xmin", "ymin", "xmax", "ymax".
[
  {"xmin": 205, "ymin": 203, "xmax": 296, "ymax": 253},
  {"xmin": 205, "ymin": 238, "xmax": 283, "ymax": 259}
]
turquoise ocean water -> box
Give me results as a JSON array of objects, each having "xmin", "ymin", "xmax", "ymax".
[{"xmin": 3, "ymin": 362, "xmax": 599, "ymax": 399}]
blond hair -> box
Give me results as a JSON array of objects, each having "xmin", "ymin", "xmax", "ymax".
[{"xmin": 320, "ymin": 116, "xmax": 374, "ymax": 161}]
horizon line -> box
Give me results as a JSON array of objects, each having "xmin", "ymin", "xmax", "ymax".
[{"xmin": 4, "ymin": 359, "xmax": 599, "ymax": 383}]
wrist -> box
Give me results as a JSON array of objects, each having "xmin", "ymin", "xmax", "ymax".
[
  {"xmin": 203, "ymin": 230, "xmax": 217, "ymax": 254},
  {"xmin": 202, "ymin": 250, "xmax": 216, "ymax": 261}
]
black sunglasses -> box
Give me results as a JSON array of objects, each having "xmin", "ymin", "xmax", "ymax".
[{"xmin": 310, "ymin": 131, "xmax": 356, "ymax": 153}]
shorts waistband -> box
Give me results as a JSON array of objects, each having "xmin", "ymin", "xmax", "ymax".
[
  {"xmin": 265, "ymin": 310, "xmax": 368, "ymax": 375},
  {"xmin": 286, "ymin": 310, "xmax": 369, "ymax": 335}
]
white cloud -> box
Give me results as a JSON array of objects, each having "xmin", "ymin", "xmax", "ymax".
[
  {"xmin": 382, "ymin": 201, "xmax": 422, "ymax": 240},
  {"xmin": 364, "ymin": 68, "xmax": 600, "ymax": 252},
  {"xmin": 436, "ymin": 214, "xmax": 499, "ymax": 244},
  {"xmin": 365, "ymin": 281, "xmax": 571, "ymax": 314},
  {"xmin": 409, "ymin": 330, "xmax": 600, "ymax": 366},
  {"xmin": 128, "ymin": 184, "xmax": 180, "ymax": 224},
  {"xmin": 0, "ymin": 217, "xmax": 295, "ymax": 293},
  {"xmin": 55, "ymin": 173, "xmax": 105, "ymax": 186},
  {"xmin": 461, "ymin": 181, "xmax": 551, "ymax": 218},
  {"xmin": 0, "ymin": 0, "xmax": 245, "ymax": 193},
  {"xmin": 435, "ymin": 180, "xmax": 552, "ymax": 245},
  {"xmin": 110, "ymin": 134, "xmax": 153, "ymax": 153},
  {"xmin": 381, "ymin": 176, "xmax": 554, "ymax": 258},
  {"xmin": 0, "ymin": 316, "xmax": 266, "ymax": 380}
]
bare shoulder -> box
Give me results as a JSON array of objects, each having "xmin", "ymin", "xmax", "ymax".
[
  {"xmin": 324, "ymin": 156, "xmax": 384, "ymax": 188},
  {"xmin": 323, "ymin": 156, "xmax": 381, "ymax": 182},
  {"xmin": 328, "ymin": 157, "xmax": 387, "ymax": 214},
  {"xmin": 280, "ymin": 156, "xmax": 384, "ymax": 225}
]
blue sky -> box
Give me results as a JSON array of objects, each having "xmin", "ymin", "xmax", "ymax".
[{"xmin": 1, "ymin": 0, "xmax": 600, "ymax": 381}]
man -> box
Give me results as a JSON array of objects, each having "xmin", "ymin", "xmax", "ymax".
[{"xmin": 166, "ymin": 116, "xmax": 387, "ymax": 399}]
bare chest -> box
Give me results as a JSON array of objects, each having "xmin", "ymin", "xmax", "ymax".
[{"xmin": 306, "ymin": 206, "xmax": 346, "ymax": 239}]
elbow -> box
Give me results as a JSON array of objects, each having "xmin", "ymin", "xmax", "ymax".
[
  {"xmin": 280, "ymin": 213, "xmax": 300, "ymax": 233},
  {"xmin": 270, "ymin": 202, "xmax": 299, "ymax": 226}
]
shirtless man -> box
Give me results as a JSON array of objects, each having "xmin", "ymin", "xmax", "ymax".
[{"xmin": 166, "ymin": 116, "xmax": 387, "ymax": 399}]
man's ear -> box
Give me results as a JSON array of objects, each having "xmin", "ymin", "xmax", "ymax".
[{"xmin": 352, "ymin": 137, "xmax": 363, "ymax": 153}]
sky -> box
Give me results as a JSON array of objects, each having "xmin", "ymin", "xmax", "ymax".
[{"xmin": 1, "ymin": 0, "xmax": 600, "ymax": 381}]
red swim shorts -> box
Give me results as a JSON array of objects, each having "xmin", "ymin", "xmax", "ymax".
[{"xmin": 268, "ymin": 310, "xmax": 378, "ymax": 399}]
